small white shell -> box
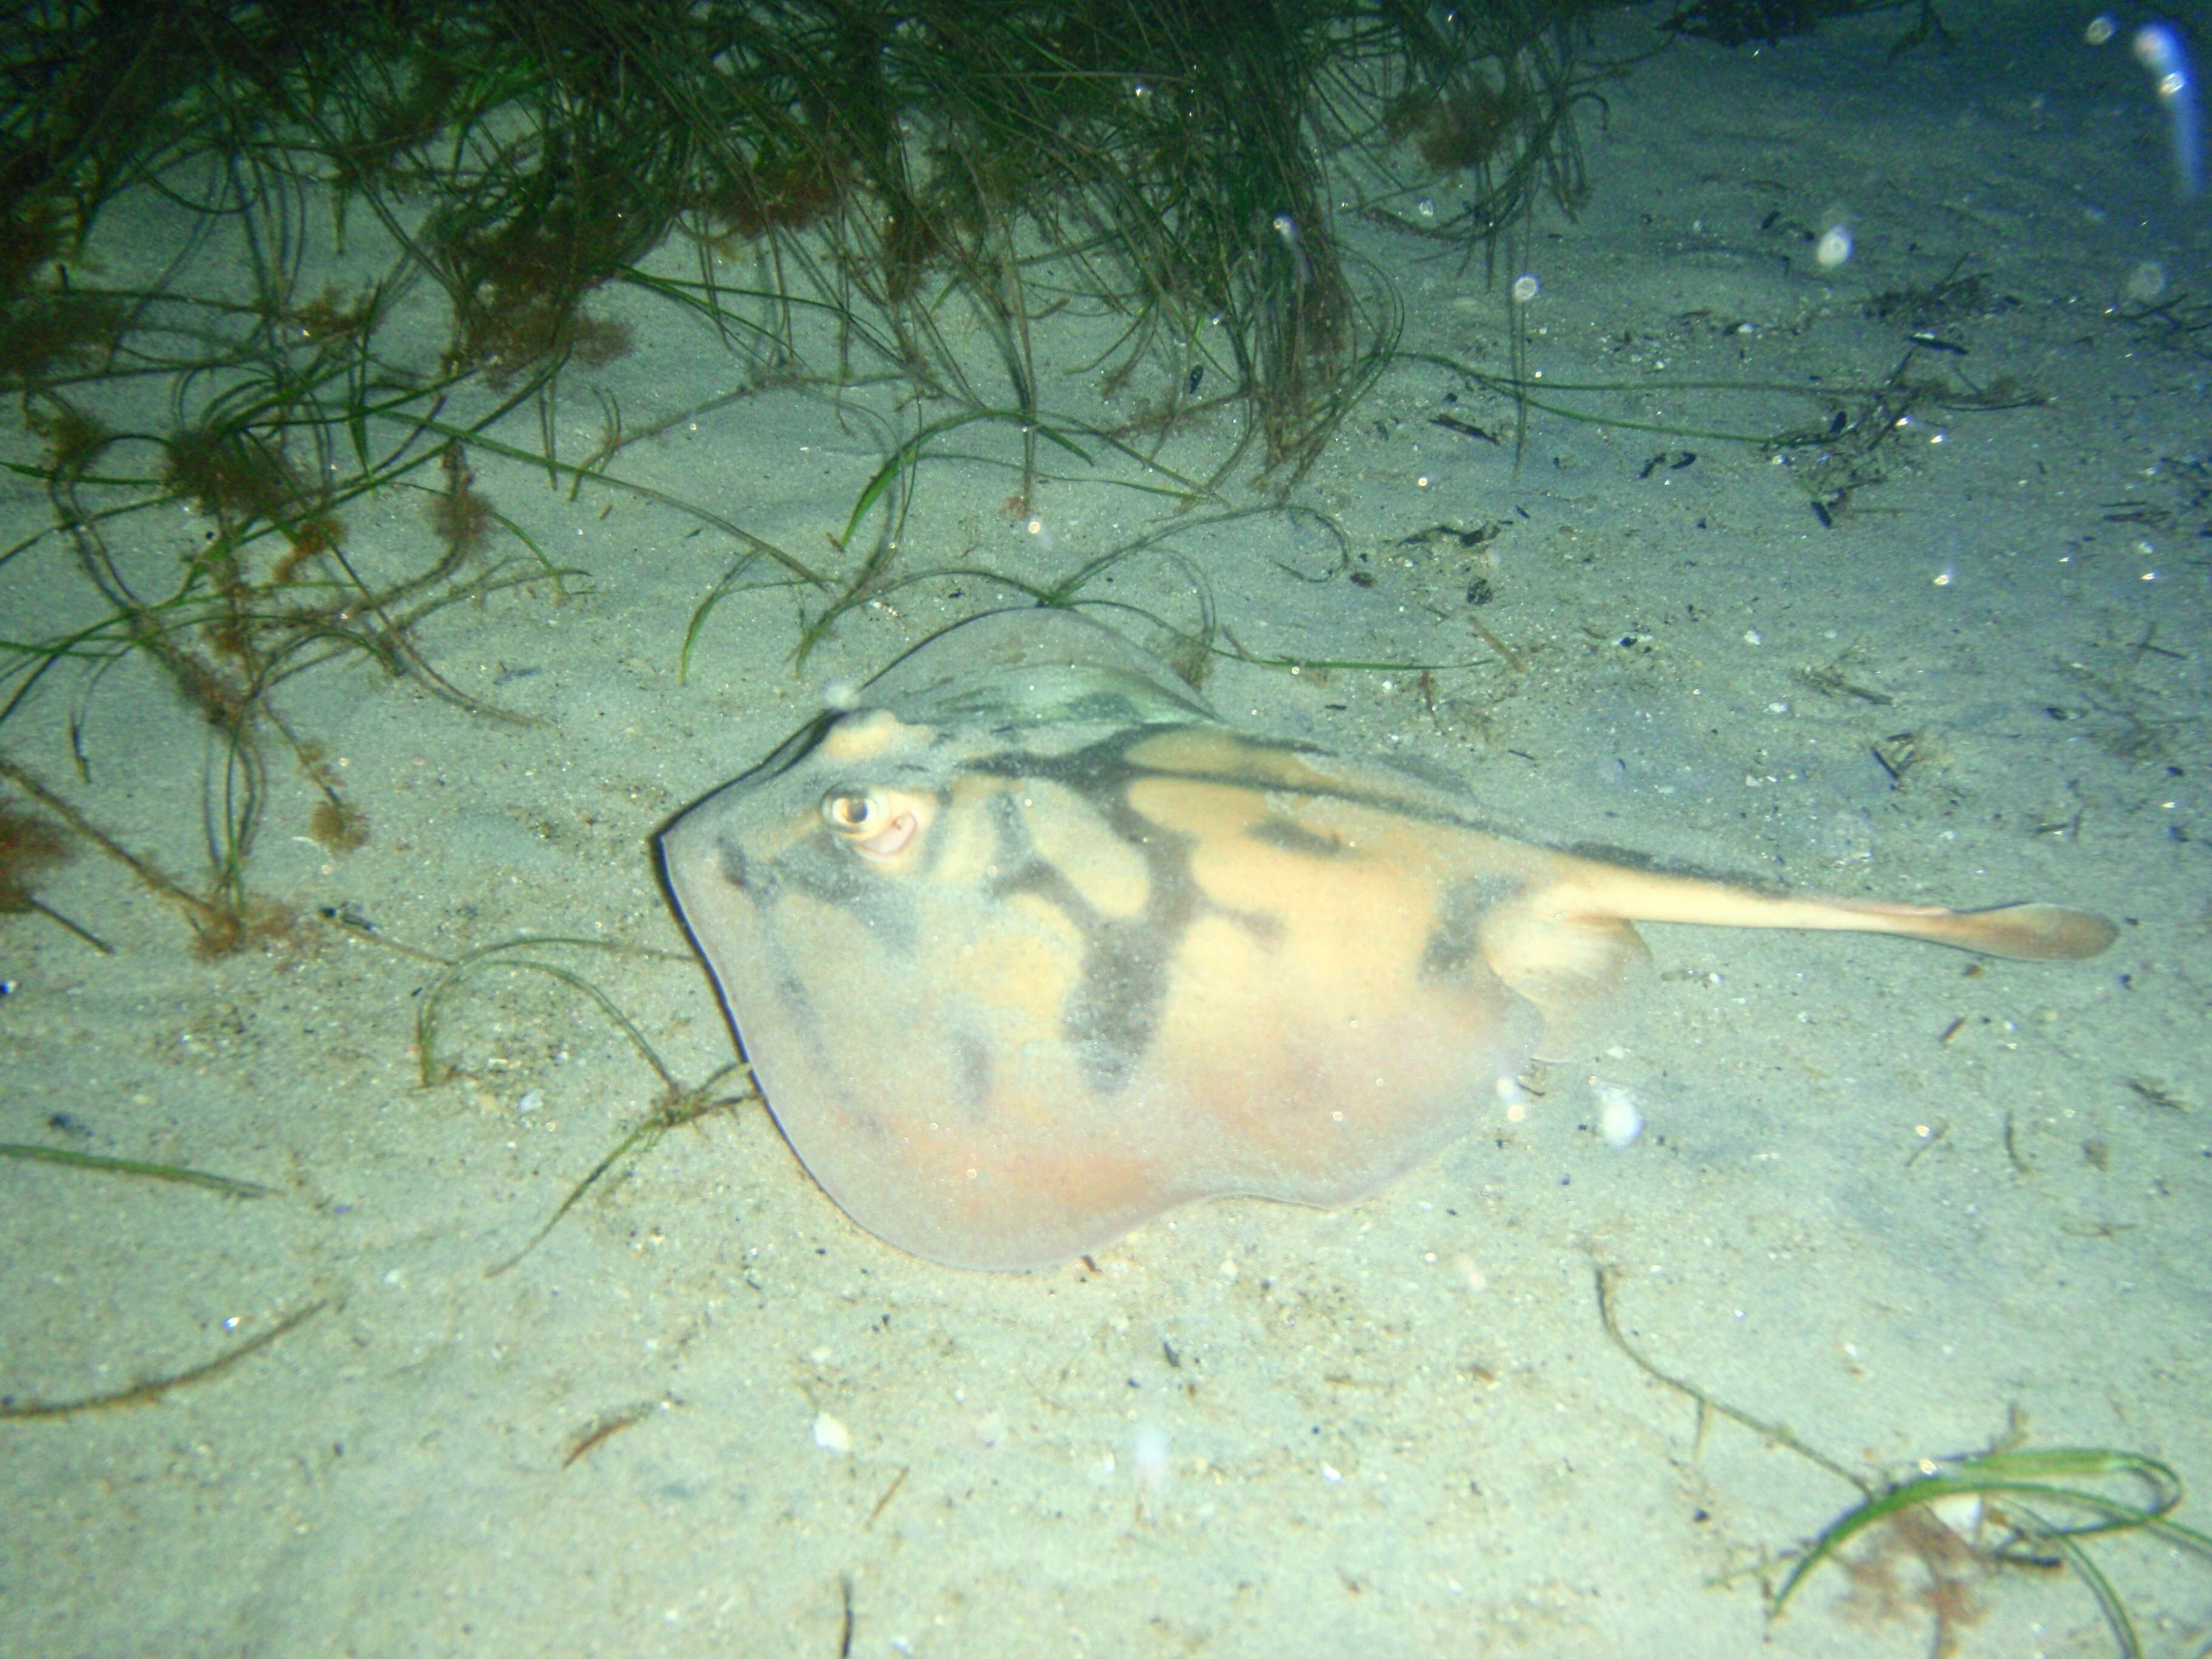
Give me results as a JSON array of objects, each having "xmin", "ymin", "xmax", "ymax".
[
  {"xmin": 1928, "ymin": 1490, "xmax": 1985, "ymax": 1543},
  {"xmin": 1595, "ymin": 1085, "xmax": 1644, "ymax": 1150}
]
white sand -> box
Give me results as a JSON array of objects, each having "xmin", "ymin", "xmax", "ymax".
[{"xmin": 4, "ymin": 8, "xmax": 2207, "ymax": 1655}]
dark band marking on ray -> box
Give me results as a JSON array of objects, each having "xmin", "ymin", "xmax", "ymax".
[
  {"xmin": 1246, "ymin": 816, "xmax": 1357, "ymax": 859},
  {"xmin": 970, "ymin": 731, "xmax": 1204, "ymax": 1096},
  {"xmin": 1421, "ymin": 876, "xmax": 1524, "ymax": 980},
  {"xmin": 714, "ymin": 838, "xmax": 750, "ymax": 892},
  {"xmin": 1108, "ymin": 732, "xmax": 1519, "ymax": 844},
  {"xmin": 946, "ymin": 1027, "xmax": 996, "ymax": 1119}
]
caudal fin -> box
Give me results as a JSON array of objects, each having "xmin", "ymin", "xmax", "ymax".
[{"xmin": 1829, "ymin": 899, "xmax": 2118, "ymax": 960}]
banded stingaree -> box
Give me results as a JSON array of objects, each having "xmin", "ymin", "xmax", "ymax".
[{"xmin": 660, "ymin": 609, "xmax": 2116, "ymax": 1270}]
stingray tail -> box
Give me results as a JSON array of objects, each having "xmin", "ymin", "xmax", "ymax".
[
  {"xmin": 1547, "ymin": 859, "xmax": 2118, "ymax": 962},
  {"xmin": 1787, "ymin": 897, "xmax": 2117, "ymax": 960}
]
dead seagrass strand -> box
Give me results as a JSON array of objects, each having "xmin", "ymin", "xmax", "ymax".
[{"xmin": 659, "ymin": 609, "xmax": 2117, "ymax": 1272}]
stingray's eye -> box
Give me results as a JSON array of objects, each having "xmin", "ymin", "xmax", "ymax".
[
  {"xmin": 821, "ymin": 789, "xmax": 925, "ymax": 861},
  {"xmin": 822, "ymin": 793, "xmax": 886, "ymax": 836}
]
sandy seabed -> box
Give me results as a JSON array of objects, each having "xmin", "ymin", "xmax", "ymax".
[{"xmin": 4, "ymin": 8, "xmax": 2208, "ymax": 1656}]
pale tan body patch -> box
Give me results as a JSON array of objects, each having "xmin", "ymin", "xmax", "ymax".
[{"xmin": 660, "ymin": 610, "xmax": 2116, "ymax": 1270}]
